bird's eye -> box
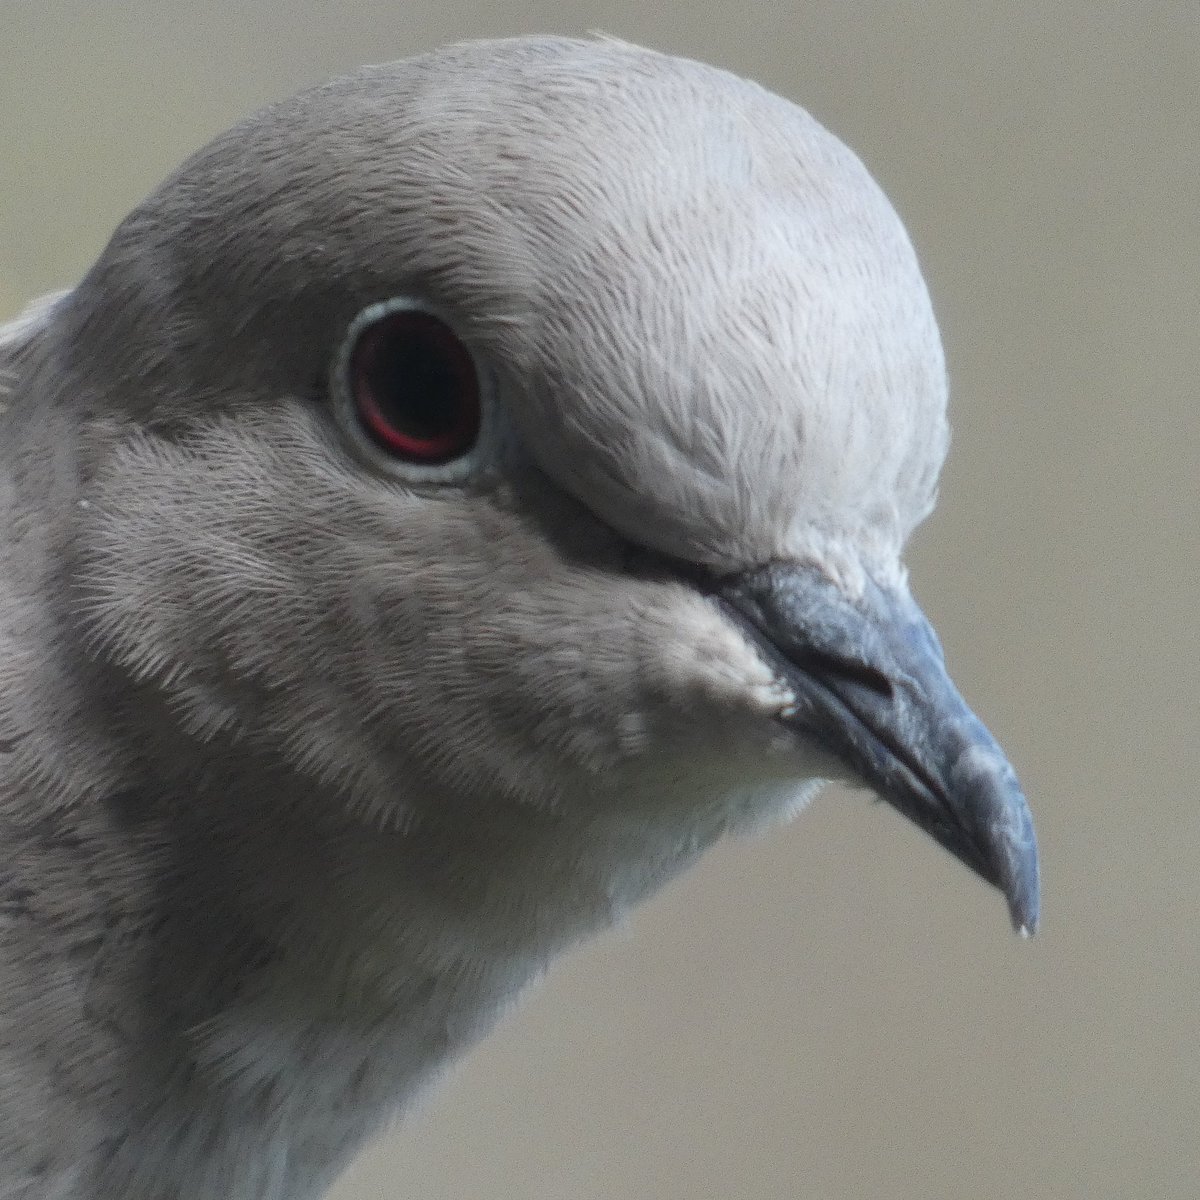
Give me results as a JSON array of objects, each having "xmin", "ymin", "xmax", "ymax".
[{"xmin": 347, "ymin": 306, "xmax": 481, "ymax": 463}]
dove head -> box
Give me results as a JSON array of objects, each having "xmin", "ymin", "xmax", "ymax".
[
  {"xmin": 70, "ymin": 35, "xmax": 946, "ymax": 581},
  {"xmin": 26, "ymin": 37, "xmax": 1035, "ymax": 933}
]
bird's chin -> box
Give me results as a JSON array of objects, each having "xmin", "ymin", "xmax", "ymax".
[{"xmin": 715, "ymin": 776, "xmax": 830, "ymax": 839}]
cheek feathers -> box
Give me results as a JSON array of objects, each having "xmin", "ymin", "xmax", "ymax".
[
  {"xmin": 77, "ymin": 411, "xmax": 797, "ymax": 809},
  {"xmin": 633, "ymin": 589, "xmax": 796, "ymax": 724}
]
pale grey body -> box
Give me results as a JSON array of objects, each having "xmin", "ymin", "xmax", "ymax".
[{"xmin": 0, "ymin": 37, "xmax": 1036, "ymax": 1200}]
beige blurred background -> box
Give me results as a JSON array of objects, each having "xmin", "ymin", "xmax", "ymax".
[{"xmin": 3, "ymin": 2, "xmax": 1196, "ymax": 1197}]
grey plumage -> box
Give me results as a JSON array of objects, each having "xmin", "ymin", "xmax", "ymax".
[{"xmin": 0, "ymin": 35, "xmax": 1038, "ymax": 1200}]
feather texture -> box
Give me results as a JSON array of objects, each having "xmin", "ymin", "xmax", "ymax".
[{"xmin": 0, "ymin": 36, "xmax": 979, "ymax": 1200}]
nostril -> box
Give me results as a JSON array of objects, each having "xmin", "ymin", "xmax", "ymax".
[{"xmin": 792, "ymin": 649, "xmax": 894, "ymax": 699}]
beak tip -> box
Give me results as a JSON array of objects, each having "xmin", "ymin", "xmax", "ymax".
[
  {"xmin": 1010, "ymin": 896, "xmax": 1040, "ymax": 939},
  {"xmin": 966, "ymin": 757, "xmax": 1039, "ymax": 939},
  {"xmin": 1011, "ymin": 891, "xmax": 1041, "ymax": 938},
  {"xmin": 999, "ymin": 821, "xmax": 1040, "ymax": 938}
]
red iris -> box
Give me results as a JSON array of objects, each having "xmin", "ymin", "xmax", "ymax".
[{"xmin": 350, "ymin": 310, "xmax": 481, "ymax": 463}]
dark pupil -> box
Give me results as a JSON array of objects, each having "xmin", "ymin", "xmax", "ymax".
[{"xmin": 365, "ymin": 322, "xmax": 461, "ymax": 442}]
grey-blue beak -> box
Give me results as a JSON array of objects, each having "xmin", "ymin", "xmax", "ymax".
[{"xmin": 719, "ymin": 563, "xmax": 1040, "ymax": 935}]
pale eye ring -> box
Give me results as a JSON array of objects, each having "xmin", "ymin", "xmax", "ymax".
[{"xmin": 333, "ymin": 298, "xmax": 494, "ymax": 482}]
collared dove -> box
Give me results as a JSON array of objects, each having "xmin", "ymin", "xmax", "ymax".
[{"xmin": 0, "ymin": 34, "xmax": 1039, "ymax": 1200}]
